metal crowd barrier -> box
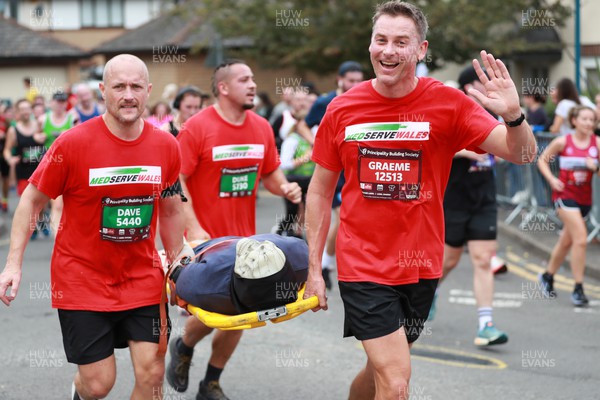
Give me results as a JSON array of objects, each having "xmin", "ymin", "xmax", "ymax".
[
  {"xmin": 588, "ymin": 174, "xmax": 600, "ymax": 242},
  {"xmin": 495, "ymin": 132, "xmax": 600, "ymax": 243}
]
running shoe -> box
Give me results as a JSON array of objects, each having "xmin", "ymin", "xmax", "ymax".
[
  {"xmin": 474, "ymin": 322, "xmax": 508, "ymax": 346},
  {"xmin": 197, "ymin": 380, "xmax": 230, "ymax": 400},
  {"xmin": 538, "ymin": 272, "xmax": 556, "ymax": 298},
  {"xmin": 166, "ymin": 337, "xmax": 194, "ymax": 392},
  {"xmin": 571, "ymin": 286, "xmax": 589, "ymax": 307},
  {"xmin": 322, "ymin": 268, "xmax": 332, "ymax": 290},
  {"xmin": 1, "ymin": 199, "xmax": 7, "ymax": 213},
  {"xmin": 427, "ymin": 292, "xmax": 438, "ymax": 321},
  {"xmin": 491, "ymin": 255, "xmax": 508, "ymax": 275},
  {"xmin": 30, "ymin": 229, "xmax": 38, "ymax": 241}
]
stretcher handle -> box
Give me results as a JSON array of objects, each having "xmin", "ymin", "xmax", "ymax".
[{"xmin": 186, "ymin": 284, "xmax": 319, "ymax": 330}]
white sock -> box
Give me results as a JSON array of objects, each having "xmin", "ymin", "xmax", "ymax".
[
  {"xmin": 478, "ymin": 307, "xmax": 493, "ymax": 331},
  {"xmin": 321, "ymin": 250, "xmax": 335, "ymax": 270}
]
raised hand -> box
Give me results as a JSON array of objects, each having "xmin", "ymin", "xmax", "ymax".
[{"xmin": 468, "ymin": 50, "xmax": 522, "ymax": 122}]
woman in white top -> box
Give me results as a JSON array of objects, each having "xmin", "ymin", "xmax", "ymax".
[{"xmin": 549, "ymin": 78, "xmax": 594, "ymax": 136}]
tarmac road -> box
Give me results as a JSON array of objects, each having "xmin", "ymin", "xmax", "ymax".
[{"xmin": 0, "ymin": 190, "xmax": 598, "ymax": 399}]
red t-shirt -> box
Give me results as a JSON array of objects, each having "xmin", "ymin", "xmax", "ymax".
[
  {"xmin": 312, "ymin": 78, "xmax": 500, "ymax": 285},
  {"xmin": 554, "ymin": 134, "xmax": 598, "ymax": 205},
  {"xmin": 29, "ymin": 117, "xmax": 181, "ymax": 311},
  {"xmin": 178, "ymin": 106, "xmax": 279, "ymax": 237}
]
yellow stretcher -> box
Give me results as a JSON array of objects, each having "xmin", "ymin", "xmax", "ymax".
[
  {"xmin": 162, "ymin": 242, "xmax": 319, "ymax": 331},
  {"xmin": 185, "ymin": 284, "xmax": 319, "ymax": 330}
]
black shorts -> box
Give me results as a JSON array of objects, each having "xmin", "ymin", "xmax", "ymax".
[
  {"xmin": 58, "ymin": 304, "xmax": 169, "ymax": 365},
  {"xmin": 0, "ymin": 157, "xmax": 8, "ymax": 178},
  {"xmin": 339, "ymin": 279, "xmax": 438, "ymax": 342},
  {"xmin": 444, "ymin": 202, "xmax": 497, "ymax": 247},
  {"xmin": 555, "ymin": 198, "xmax": 591, "ymax": 218}
]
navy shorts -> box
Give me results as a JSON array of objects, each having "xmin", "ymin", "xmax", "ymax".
[
  {"xmin": 58, "ymin": 304, "xmax": 169, "ymax": 365},
  {"xmin": 338, "ymin": 279, "xmax": 438, "ymax": 342},
  {"xmin": 555, "ymin": 198, "xmax": 591, "ymax": 218}
]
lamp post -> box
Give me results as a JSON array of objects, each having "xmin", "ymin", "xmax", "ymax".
[
  {"xmin": 205, "ymin": 33, "xmax": 224, "ymax": 68},
  {"xmin": 575, "ymin": 0, "xmax": 581, "ymax": 92}
]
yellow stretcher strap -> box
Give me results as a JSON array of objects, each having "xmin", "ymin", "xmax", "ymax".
[{"xmin": 185, "ymin": 284, "xmax": 319, "ymax": 330}]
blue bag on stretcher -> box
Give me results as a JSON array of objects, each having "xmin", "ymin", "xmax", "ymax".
[{"xmin": 170, "ymin": 234, "xmax": 309, "ymax": 315}]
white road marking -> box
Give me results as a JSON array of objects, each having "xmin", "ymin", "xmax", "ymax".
[{"xmin": 448, "ymin": 296, "xmax": 523, "ymax": 308}]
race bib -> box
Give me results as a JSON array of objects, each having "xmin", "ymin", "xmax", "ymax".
[
  {"xmin": 100, "ymin": 196, "xmax": 154, "ymax": 242},
  {"xmin": 560, "ymin": 157, "xmax": 593, "ymax": 186},
  {"xmin": 219, "ymin": 165, "xmax": 259, "ymax": 198},
  {"xmin": 357, "ymin": 146, "xmax": 422, "ymax": 200},
  {"xmin": 569, "ymin": 169, "xmax": 592, "ymax": 186}
]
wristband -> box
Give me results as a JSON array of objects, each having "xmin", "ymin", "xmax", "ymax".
[{"xmin": 505, "ymin": 112, "xmax": 525, "ymax": 127}]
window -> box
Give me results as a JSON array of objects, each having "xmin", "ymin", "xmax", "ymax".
[
  {"xmin": 585, "ymin": 67, "xmax": 600, "ymax": 95},
  {"xmin": 0, "ymin": 0, "xmax": 18, "ymax": 19},
  {"xmin": 80, "ymin": 0, "xmax": 123, "ymax": 28},
  {"xmin": 522, "ymin": 66, "xmax": 549, "ymax": 96}
]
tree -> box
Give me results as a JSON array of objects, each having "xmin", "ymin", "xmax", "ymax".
[{"xmin": 178, "ymin": 0, "xmax": 571, "ymax": 75}]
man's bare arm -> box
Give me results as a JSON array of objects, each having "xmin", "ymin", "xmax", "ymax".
[
  {"xmin": 179, "ymin": 174, "xmax": 211, "ymax": 241},
  {"xmin": 0, "ymin": 185, "xmax": 50, "ymax": 305}
]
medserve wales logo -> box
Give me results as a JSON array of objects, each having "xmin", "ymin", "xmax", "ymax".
[
  {"xmin": 345, "ymin": 122, "xmax": 430, "ymax": 141},
  {"xmin": 212, "ymin": 144, "xmax": 265, "ymax": 161},
  {"xmin": 89, "ymin": 166, "xmax": 162, "ymax": 186}
]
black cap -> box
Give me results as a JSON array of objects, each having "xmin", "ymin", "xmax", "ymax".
[
  {"xmin": 338, "ymin": 61, "xmax": 363, "ymax": 77},
  {"xmin": 53, "ymin": 91, "xmax": 68, "ymax": 101},
  {"xmin": 458, "ymin": 66, "xmax": 481, "ymax": 91}
]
